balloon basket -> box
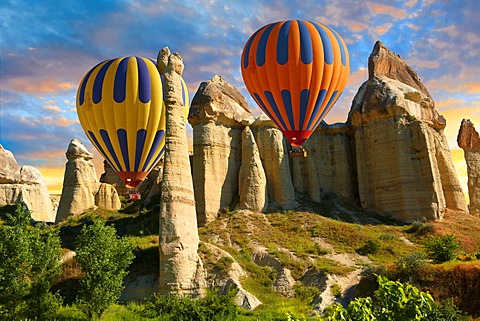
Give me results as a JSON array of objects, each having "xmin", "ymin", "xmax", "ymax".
[
  {"xmin": 289, "ymin": 148, "xmax": 307, "ymax": 158},
  {"xmin": 126, "ymin": 191, "xmax": 141, "ymax": 200}
]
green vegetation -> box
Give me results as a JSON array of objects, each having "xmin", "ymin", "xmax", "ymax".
[
  {"xmin": 75, "ymin": 221, "xmax": 135, "ymax": 320},
  {"xmin": 0, "ymin": 204, "xmax": 63, "ymax": 321},
  {"xmin": 2, "ymin": 194, "xmax": 480, "ymax": 320},
  {"xmin": 424, "ymin": 233, "xmax": 462, "ymax": 264}
]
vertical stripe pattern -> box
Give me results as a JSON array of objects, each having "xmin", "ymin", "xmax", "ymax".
[
  {"xmin": 76, "ymin": 56, "xmax": 180, "ymax": 187},
  {"xmin": 241, "ymin": 20, "xmax": 350, "ymax": 147}
]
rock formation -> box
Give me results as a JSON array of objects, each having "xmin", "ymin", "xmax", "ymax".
[
  {"xmin": 0, "ymin": 144, "xmax": 55, "ymax": 222},
  {"xmin": 157, "ymin": 47, "xmax": 204, "ymax": 295},
  {"xmin": 56, "ymin": 139, "xmax": 121, "ymax": 222},
  {"xmin": 238, "ymin": 126, "xmax": 267, "ymax": 212},
  {"xmin": 99, "ymin": 160, "xmax": 127, "ymax": 195},
  {"xmin": 458, "ymin": 119, "xmax": 480, "ymax": 214},
  {"xmin": 292, "ymin": 122, "xmax": 357, "ymax": 202},
  {"xmin": 348, "ymin": 41, "xmax": 467, "ymax": 221},
  {"xmin": 189, "ymin": 75, "xmax": 254, "ymax": 225},
  {"xmin": 251, "ymin": 114, "xmax": 296, "ymax": 209}
]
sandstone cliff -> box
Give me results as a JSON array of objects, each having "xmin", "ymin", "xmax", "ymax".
[
  {"xmin": 189, "ymin": 75, "xmax": 254, "ymax": 225},
  {"xmin": 251, "ymin": 114, "xmax": 296, "ymax": 209},
  {"xmin": 348, "ymin": 41, "xmax": 467, "ymax": 221},
  {"xmin": 157, "ymin": 47, "xmax": 205, "ymax": 295},
  {"xmin": 56, "ymin": 139, "xmax": 121, "ymax": 222},
  {"xmin": 292, "ymin": 122, "xmax": 357, "ymax": 202},
  {"xmin": 458, "ymin": 119, "xmax": 480, "ymax": 215},
  {"xmin": 0, "ymin": 144, "xmax": 55, "ymax": 222}
]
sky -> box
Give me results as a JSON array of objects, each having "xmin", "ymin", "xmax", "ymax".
[{"xmin": 1, "ymin": 0, "xmax": 479, "ymax": 197}]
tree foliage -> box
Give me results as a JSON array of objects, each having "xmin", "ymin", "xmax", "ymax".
[
  {"xmin": 325, "ymin": 275, "xmax": 434, "ymax": 321},
  {"xmin": 75, "ymin": 220, "xmax": 135, "ymax": 320},
  {"xmin": 424, "ymin": 233, "xmax": 461, "ymax": 264},
  {"xmin": 0, "ymin": 204, "xmax": 62, "ymax": 321}
]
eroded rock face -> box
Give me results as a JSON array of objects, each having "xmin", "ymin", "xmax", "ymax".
[
  {"xmin": 158, "ymin": 47, "xmax": 205, "ymax": 296},
  {"xmin": 292, "ymin": 122, "xmax": 357, "ymax": 202},
  {"xmin": 348, "ymin": 42, "xmax": 467, "ymax": 222},
  {"xmin": 56, "ymin": 139, "xmax": 121, "ymax": 222},
  {"xmin": 0, "ymin": 145, "xmax": 55, "ymax": 222},
  {"xmin": 189, "ymin": 75, "xmax": 254, "ymax": 225},
  {"xmin": 99, "ymin": 160, "xmax": 127, "ymax": 195},
  {"xmin": 458, "ymin": 119, "xmax": 480, "ymax": 214},
  {"xmin": 251, "ymin": 114, "xmax": 296, "ymax": 209},
  {"xmin": 238, "ymin": 126, "xmax": 267, "ymax": 212}
]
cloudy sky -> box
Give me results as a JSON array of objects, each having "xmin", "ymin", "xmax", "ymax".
[{"xmin": 1, "ymin": 0, "xmax": 479, "ymax": 195}]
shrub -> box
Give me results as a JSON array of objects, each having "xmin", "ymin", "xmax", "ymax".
[
  {"xmin": 75, "ymin": 221, "xmax": 135, "ymax": 320},
  {"xmin": 0, "ymin": 204, "xmax": 63, "ymax": 321},
  {"xmin": 407, "ymin": 219, "xmax": 434, "ymax": 236},
  {"xmin": 294, "ymin": 285, "xmax": 320, "ymax": 303},
  {"xmin": 324, "ymin": 275, "xmax": 434, "ymax": 320},
  {"xmin": 356, "ymin": 240, "xmax": 380, "ymax": 256},
  {"xmin": 424, "ymin": 234, "xmax": 461, "ymax": 264},
  {"xmin": 394, "ymin": 251, "xmax": 427, "ymax": 282},
  {"xmin": 141, "ymin": 287, "xmax": 239, "ymax": 321}
]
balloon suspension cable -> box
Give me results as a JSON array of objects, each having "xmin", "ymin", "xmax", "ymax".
[{"xmin": 289, "ymin": 145, "xmax": 307, "ymax": 158}]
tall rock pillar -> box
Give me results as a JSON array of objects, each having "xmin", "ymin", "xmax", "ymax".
[
  {"xmin": 458, "ymin": 119, "xmax": 480, "ymax": 215},
  {"xmin": 157, "ymin": 47, "xmax": 204, "ymax": 295}
]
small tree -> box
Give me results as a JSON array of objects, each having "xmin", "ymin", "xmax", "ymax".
[
  {"xmin": 424, "ymin": 233, "xmax": 461, "ymax": 264},
  {"xmin": 75, "ymin": 221, "xmax": 135, "ymax": 320},
  {"xmin": 0, "ymin": 204, "xmax": 63, "ymax": 321}
]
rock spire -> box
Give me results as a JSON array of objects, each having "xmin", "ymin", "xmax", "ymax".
[{"xmin": 157, "ymin": 47, "xmax": 204, "ymax": 295}]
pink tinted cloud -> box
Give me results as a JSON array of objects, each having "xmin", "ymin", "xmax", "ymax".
[
  {"xmin": 5, "ymin": 78, "xmax": 74, "ymax": 94},
  {"xmin": 367, "ymin": 2, "xmax": 408, "ymax": 20}
]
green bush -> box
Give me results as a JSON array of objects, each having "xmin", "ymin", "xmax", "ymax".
[
  {"xmin": 394, "ymin": 251, "xmax": 427, "ymax": 282},
  {"xmin": 0, "ymin": 204, "xmax": 63, "ymax": 321},
  {"xmin": 293, "ymin": 285, "xmax": 320, "ymax": 304},
  {"xmin": 140, "ymin": 287, "xmax": 239, "ymax": 321},
  {"xmin": 356, "ymin": 240, "xmax": 380, "ymax": 256},
  {"xmin": 324, "ymin": 275, "xmax": 434, "ymax": 320},
  {"xmin": 407, "ymin": 219, "xmax": 434, "ymax": 236},
  {"xmin": 424, "ymin": 234, "xmax": 461, "ymax": 264},
  {"xmin": 75, "ymin": 221, "xmax": 135, "ymax": 320}
]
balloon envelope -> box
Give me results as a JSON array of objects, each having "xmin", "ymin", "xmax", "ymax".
[
  {"xmin": 76, "ymin": 56, "xmax": 166, "ymax": 188},
  {"xmin": 241, "ymin": 20, "xmax": 350, "ymax": 147}
]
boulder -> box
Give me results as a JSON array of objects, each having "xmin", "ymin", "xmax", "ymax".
[
  {"xmin": 158, "ymin": 47, "xmax": 205, "ymax": 296},
  {"xmin": 56, "ymin": 139, "xmax": 121, "ymax": 222},
  {"xmin": 189, "ymin": 75, "xmax": 254, "ymax": 225},
  {"xmin": 348, "ymin": 41, "xmax": 467, "ymax": 222},
  {"xmin": 458, "ymin": 119, "xmax": 480, "ymax": 214},
  {"xmin": 0, "ymin": 145, "xmax": 55, "ymax": 222},
  {"xmin": 238, "ymin": 126, "xmax": 267, "ymax": 212},
  {"xmin": 251, "ymin": 114, "xmax": 296, "ymax": 209}
]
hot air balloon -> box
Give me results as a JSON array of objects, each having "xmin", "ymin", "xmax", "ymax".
[
  {"xmin": 76, "ymin": 56, "xmax": 167, "ymax": 189},
  {"xmin": 241, "ymin": 20, "xmax": 350, "ymax": 155}
]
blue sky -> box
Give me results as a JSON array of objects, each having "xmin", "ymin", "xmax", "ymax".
[{"xmin": 1, "ymin": 0, "xmax": 479, "ymax": 193}]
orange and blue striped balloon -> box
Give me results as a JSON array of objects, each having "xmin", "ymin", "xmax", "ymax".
[
  {"xmin": 241, "ymin": 20, "xmax": 350, "ymax": 147},
  {"xmin": 76, "ymin": 56, "xmax": 166, "ymax": 188}
]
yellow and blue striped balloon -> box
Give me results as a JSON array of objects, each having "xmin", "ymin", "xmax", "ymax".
[
  {"xmin": 76, "ymin": 56, "xmax": 172, "ymax": 188},
  {"xmin": 241, "ymin": 20, "xmax": 350, "ymax": 147}
]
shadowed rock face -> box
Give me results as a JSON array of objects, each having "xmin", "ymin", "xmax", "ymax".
[
  {"xmin": 0, "ymin": 144, "xmax": 55, "ymax": 222},
  {"xmin": 157, "ymin": 47, "xmax": 204, "ymax": 296},
  {"xmin": 458, "ymin": 119, "xmax": 480, "ymax": 214},
  {"xmin": 189, "ymin": 75, "xmax": 254, "ymax": 226},
  {"xmin": 56, "ymin": 139, "xmax": 120, "ymax": 223},
  {"xmin": 348, "ymin": 42, "xmax": 467, "ymax": 222}
]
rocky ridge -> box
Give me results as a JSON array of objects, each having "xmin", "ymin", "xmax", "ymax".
[
  {"xmin": 188, "ymin": 41, "xmax": 467, "ymax": 223},
  {"xmin": 0, "ymin": 144, "xmax": 55, "ymax": 222}
]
